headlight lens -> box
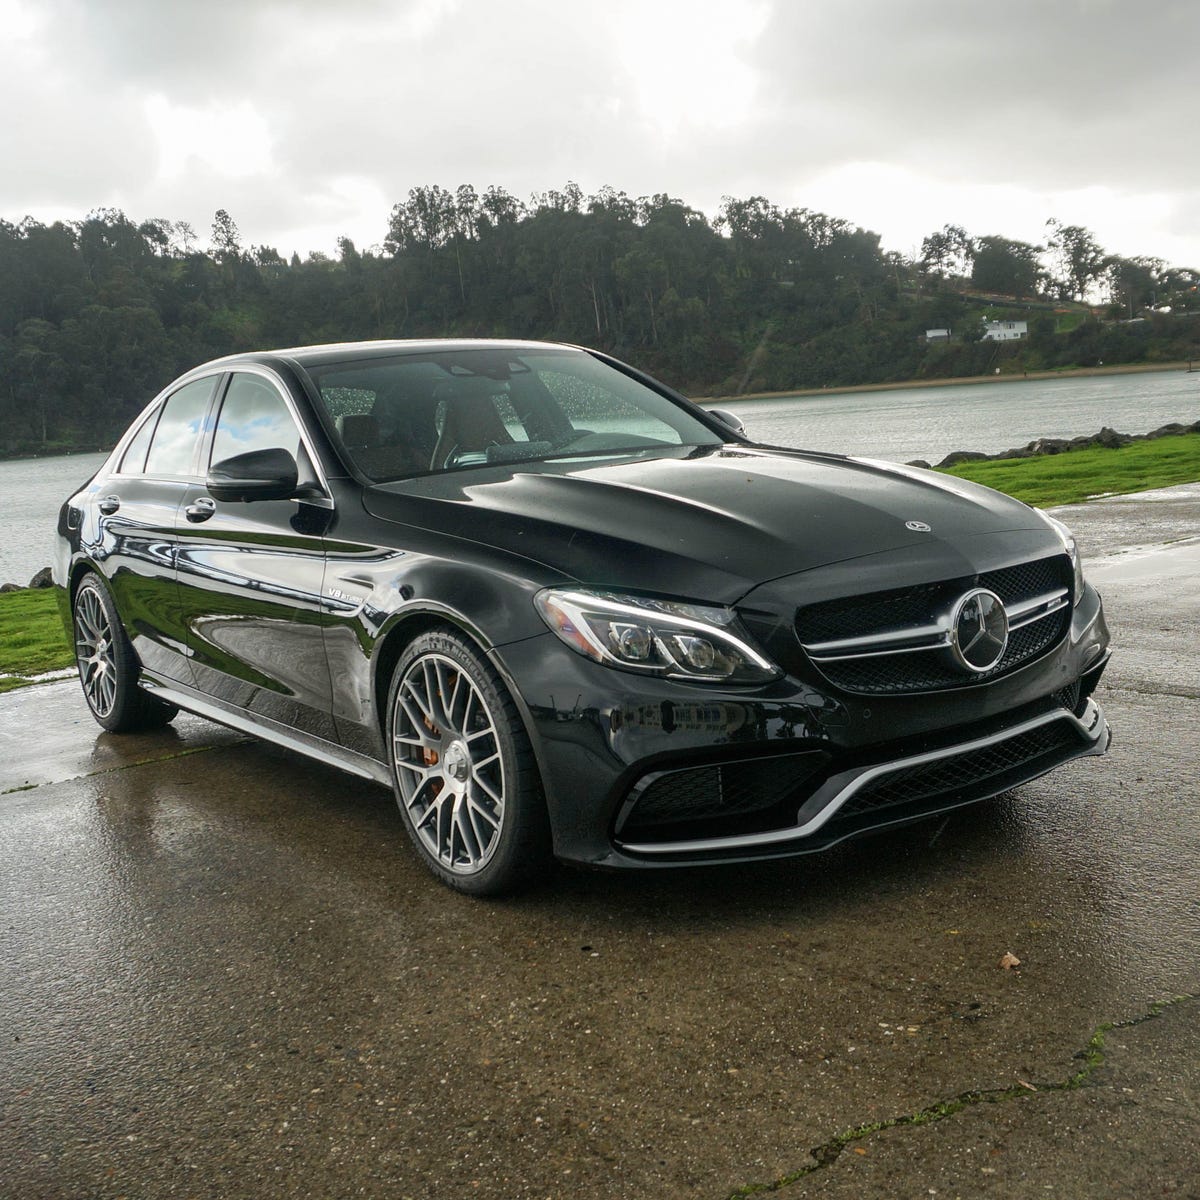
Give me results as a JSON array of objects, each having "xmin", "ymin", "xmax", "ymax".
[
  {"xmin": 534, "ymin": 588, "xmax": 780, "ymax": 684},
  {"xmin": 1041, "ymin": 512, "xmax": 1086, "ymax": 605}
]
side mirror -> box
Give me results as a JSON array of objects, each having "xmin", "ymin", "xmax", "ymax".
[
  {"xmin": 207, "ymin": 447, "xmax": 299, "ymax": 502},
  {"xmin": 707, "ymin": 408, "xmax": 746, "ymax": 436}
]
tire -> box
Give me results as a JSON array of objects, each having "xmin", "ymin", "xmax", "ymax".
[
  {"xmin": 72, "ymin": 573, "xmax": 178, "ymax": 733},
  {"xmin": 386, "ymin": 629, "xmax": 550, "ymax": 896}
]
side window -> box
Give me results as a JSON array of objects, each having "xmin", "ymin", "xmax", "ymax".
[
  {"xmin": 144, "ymin": 378, "xmax": 217, "ymax": 477},
  {"xmin": 210, "ymin": 373, "xmax": 301, "ymax": 466},
  {"xmin": 118, "ymin": 408, "xmax": 159, "ymax": 475}
]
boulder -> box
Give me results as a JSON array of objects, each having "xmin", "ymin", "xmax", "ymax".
[
  {"xmin": 27, "ymin": 567, "xmax": 53, "ymax": 589},
  {"xmin": 936, "ymin": 450, "xmax": 989, "ymax": 468},
  {"xmin": 1092, "ymin": 426, "xmax": 1132, "ymax": 449},
  {"xmin": 905, "ymin": 459, "xmax": 932, "ymax": 469},
  {"xmin": 1025, "ymin": 437, "xmax": 1070, "ymax": 455},
  {"xmin": 0, "ymin": 582, "xmax": 20, "ymax": 593}
]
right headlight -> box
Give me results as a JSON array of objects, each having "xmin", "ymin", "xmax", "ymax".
[
  {"xmin": 1040, "ymin": 512, "xmax": 1086, "ymax": 606},
  {"xmin": 534, "ymin": 588, "xmax": 780, "ymax": 684}
]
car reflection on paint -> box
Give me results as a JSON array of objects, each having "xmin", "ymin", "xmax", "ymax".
[{"xmin": 54, "ymin": 340, "xmax": 1111, "ymax": 895}]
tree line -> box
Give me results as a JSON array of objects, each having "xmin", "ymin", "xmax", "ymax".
[{"xmin": 2, "ymin": 184, "xmax": 1198, "ymax": 456}]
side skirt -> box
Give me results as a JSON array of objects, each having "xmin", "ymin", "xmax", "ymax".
[{"xmin": 140, "ymin": 675, "xmax": 393, "ymax": 788}]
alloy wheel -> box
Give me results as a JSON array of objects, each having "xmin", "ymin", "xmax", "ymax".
[
  {"xmin": 75, "ymin": 584, "xmax": 118, "ymax": 718},
  {"xmin": 391, "ymin": 652, "xmax": 506, "ymax": 874}
]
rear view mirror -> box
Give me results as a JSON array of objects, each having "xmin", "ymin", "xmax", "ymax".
[
  {"xmin": 207, "ymin": 447, "xmax": 299, "ymax": 502},
  {"xmin": 707, "ymin": 408, "xmax": 746, "ymax": 436}
]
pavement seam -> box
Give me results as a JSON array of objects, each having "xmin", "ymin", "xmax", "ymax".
[
  {"xmin": 1106, "ymin": 682, "xmax": 1200, "ymax": 701},
  {"xmin": 0, "ymin": 739, "xmax": 252, "ymax": 795},
  {"xmin": 723, "ymin": 992, "xmax": 1198, "ymax": 1199}
]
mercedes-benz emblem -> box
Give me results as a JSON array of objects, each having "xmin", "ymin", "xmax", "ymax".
[
  {"xmin": 949, "ymin": 588, "xmax": 1009, "ymax": 673},
  {"xmin": 905, "ymin": 520, "xmax": 931, "ymax": 532}
]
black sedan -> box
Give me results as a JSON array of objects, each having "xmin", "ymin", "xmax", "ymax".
[{"xmin": 54, "ymin": 340, "xmax": 1111, "ymax": 894}]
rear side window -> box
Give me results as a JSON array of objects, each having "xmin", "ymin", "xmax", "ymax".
[
  {"xmin": 144, "ymin": 377, "xmax": 217, "ymax": 477},
  {"xmin": 210, "ymin": 373, "xmax": 301, "ymax": 466},
  {"xmin": 117, "ymin": 409, "xmax": 159, "ymax": 474}
]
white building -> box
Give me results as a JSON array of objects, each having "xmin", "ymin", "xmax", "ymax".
[
  {"xmin": 924, "ymin": 328, "xmax": 952, "ymax": 342},
  {"xmin": 982, "ymin": 320, "xmax": 1028, "ymax": 341}
]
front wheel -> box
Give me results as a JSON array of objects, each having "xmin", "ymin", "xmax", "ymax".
[
  {"xmin": 387, "ymin": 629, "xmax": 550, "ymax": 895},
  {"xmin": 72, "ymin": 573, "xmax": 177, "ymax": 733}
]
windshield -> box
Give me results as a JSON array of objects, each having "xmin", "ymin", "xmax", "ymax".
[{"xmin": 305, "ymin": 347, "xmax": 724, "ymax": 482}]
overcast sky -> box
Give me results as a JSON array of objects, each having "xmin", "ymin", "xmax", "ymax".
[{"xmin": 4, "ymin": 0, "xmax": 1198, "ymax": 268}]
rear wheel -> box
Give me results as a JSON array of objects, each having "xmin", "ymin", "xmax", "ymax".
[
  {"xmin": 73, "ymin": 574, "xmax": 177, "ymax": 733},
  {"xmin": 387, "ymin": 629, "xmax": 550, "ymax": 895}
]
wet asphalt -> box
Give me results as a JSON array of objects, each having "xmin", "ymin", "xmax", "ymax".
[{"xmin": 1, "ymin": 488, "xmax": 1197, "ymax": 1199}]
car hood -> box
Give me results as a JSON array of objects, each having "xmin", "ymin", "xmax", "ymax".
[{"xmin": 363, "ymin": 446, "xmax": 1054, "ymax": 603}]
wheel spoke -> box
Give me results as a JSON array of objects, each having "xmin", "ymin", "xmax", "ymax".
[
  {"xmin": 393, "ymin": 726, "xmax": 439, "ymax": 753},
  {"xmin": 397, "ymin": 688, "xmax": 435, "ymax": 736},
  {"xmin": 473, "ymin": 749, "xmax": 500, "ymax": 772},
  {"xmin": 430, "ymin": 660, "xmax": 457, "ymax": 729},
  {"xmin": 394, "ymin": 758, "xmax": 434, "ymax": 782},
  {"xmin": 465, "ymin": 796, "xmax": 499, "ymax": 844},
  {"xmin": 421, "ymin": 659, "xmax": 444, "ymax": 726},
  {"xmin": 409, "ymin": 781, "xmax": 446, "ymax": 833}
]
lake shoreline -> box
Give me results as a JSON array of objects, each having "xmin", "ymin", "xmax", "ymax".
[
  {"xmin": 710, "ymin": 360, "xmax": 1197, "ymax": 404},
  {"xmin": 3, "ymin": 361, "xmax": 1197, "ymax": 463}
]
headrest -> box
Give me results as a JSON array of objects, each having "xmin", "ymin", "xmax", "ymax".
[{"xmin": 336, "ymin": 413, "xmax": 378, "ymax": 448}]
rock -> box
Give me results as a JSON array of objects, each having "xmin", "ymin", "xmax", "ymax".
[
  {"xmin": 0, "ymin": 582, "xmax": 20, "ymax": 593},
  {"xmin": 905, "ymin": 459, "xmax": 932, "ymax": 469},
  {"xmin": 929, "ymin": 419, "xmax": 1194, "ymax": 470},
  {"xmin": 1026, "ymin": 437, "xmax": 1070, "ymax": 455},
  {"xmin": 1093, "ymin": 426, "xmax": 1131, "ymax": 449},
  {"xmin": 936, "ymin": 450, "xmax": 990, "ymax": 467},
  {"xmin": 27, "ymin": 567, "xmax": 53, "ymax": 589}
]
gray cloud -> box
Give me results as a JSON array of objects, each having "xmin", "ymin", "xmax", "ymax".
[
  {"xmin": 749, "ymin": 0, "xmax": 1200, "ymax": 191},
  {"xmin": 3, "ymin": 0, "xmax": 1198, "ymax": 266}
]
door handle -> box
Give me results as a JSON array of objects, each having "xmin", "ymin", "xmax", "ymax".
[
  {"xmin": 185, "ymin": 497, "xmax": 217, "ymax": 523},
  {"xmin": 98, "ymin": 495, "xmax": 121, "ymax": 515}
]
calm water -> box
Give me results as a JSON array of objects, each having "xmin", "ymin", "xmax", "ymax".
[
  {"xmin": 2, "ymin": 452, "xmax": 109, "ymax": 587},
  {"xmin": 1, "ymin": 371, "xmax": 1196, "ymax": 585},
  {"xmin": 721, "ymin": 370, "xmax": 1199, "ymax": 464}
]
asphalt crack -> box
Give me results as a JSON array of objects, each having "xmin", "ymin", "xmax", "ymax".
[
  {"xmin": 1107, "ymin": 681, "xmax": 1200, "ymax": 701},
  {"xmin": 0, "ymin": 740, "xmax": 249, "ymax": 796},
  {"xmin": 725, "ymin": 993, "xmax": 1198, "ymax": 1198}
]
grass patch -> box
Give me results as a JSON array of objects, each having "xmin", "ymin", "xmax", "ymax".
[
  {"xmin": 940, "ymin": 432, "xmax": 1200, "ymax": 507},
  {"xmin": 0, "ymin": 588, "xmax": 73, "ymax": 684}
]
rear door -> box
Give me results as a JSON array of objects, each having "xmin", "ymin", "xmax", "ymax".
[
  {"xmin": 174, "ymin": 369, "xmax": 336, "ymax": 739},
  {"xmin": 95, "ymin": 374, "xmax": 219, "ymax": 683}
]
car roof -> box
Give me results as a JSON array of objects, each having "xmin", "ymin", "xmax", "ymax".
[{"xmin": 199, "ymin": 338, "xmax": 582, "ymax": 373}]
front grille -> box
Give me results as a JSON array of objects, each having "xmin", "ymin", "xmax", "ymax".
[
  {"xmin": 795, "ymin": 555, "xmax": 1071, "ymax": 696},
  {"xmin": 794, "ymin": 582, "xmax": 945, "ymax": 645},
  {"xmin": 832, "ymin": 720, "xmax": 1079, "ymax": 822}
]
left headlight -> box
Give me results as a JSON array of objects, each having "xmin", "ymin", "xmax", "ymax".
[
  {"xmin": 534, "ymin": 588, "xmax": 781, "ymax": 684},
  {"xmin": 1041, "ymin": 512, "xmax": 1086, "ymax": 606}
]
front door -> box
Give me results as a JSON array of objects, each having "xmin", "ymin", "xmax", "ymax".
[{"xmin": 173, "ymin": 370, "xmax": 336, "ymax": 740}]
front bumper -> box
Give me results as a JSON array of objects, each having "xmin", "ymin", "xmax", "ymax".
[{"xmin": 492, "ymin": 585, "xmax": 1111, "ymax": 870}]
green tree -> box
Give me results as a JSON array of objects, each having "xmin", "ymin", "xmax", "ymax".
[
  {"xmin": 210, "ymin": 209, "xmax": 242, "ymax": 261},
  {"xmin": 1045, "ymin": 219, "xmax": 1106, "ymax": 301},
  {"xmin": 970, "ymin": 235, "xmax": 1043, "ymax": 298},
  {"xmin": 920, "ymin": 224, "xmax": 974, "ymax": 281}
]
